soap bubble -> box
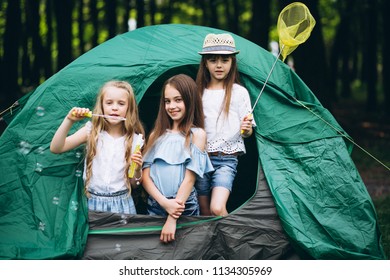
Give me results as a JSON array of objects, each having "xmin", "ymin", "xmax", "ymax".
[
  {"xmin": 115, "ymin": 243, "xmax": 122, "ymax": 252},
  {"xmin": 52, "ymin": 196, "xmax": 60, "ymax": 205},
  {"xmin": 35, "ymin": 163, "xmax": 43, "ymax": 172},
  {"xmin": 75, "ymin": 170, "xmax": 82, "ymax": 177},
  {"xmin": 120, "ymin": 214, "xmax": 128, "ymax": 225},
  {"xmin": 19, "ymin": 141, "xmax": 32, "ymax": 155},
  {"xmin": 35, "ymin": 106, "xmax": 45, "ymax": 117},
  {"xmin": 35, "ymin": 146, "xmax": 45, "ymax": 154},
  {"xmin": 38, "ymin": 222, "xmax": 46, "ymax": 231},
  {"xmin": 70, "ymin": 201, "xmax": 79, "ymax": 211}
]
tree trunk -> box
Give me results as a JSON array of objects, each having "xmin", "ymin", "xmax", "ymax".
[
  {"xmin": 136, "ymin": 0, "xmax": 145, "ymax": 28},
  {"xmin": 198, "ymin": 0, "xmax": 208, "ymax": 26},
  {"xmin": 122, "ymin": 0, "xmax": 132, "ymax": 32},
  {"xmin": 106, "ymin": 0, "xmax": 117, "ymax": 39},
  {"xmin": 1, "ymin": 0, "xmax": 22, "ymax": 108},
  {"xmin": 54, "ymin": 1, "xmax": 74, "ymax": 71},
  {"xmin": 28, "ymin": 0, "xmax": 45, "ymax": 86},
  {"xmin": 363, "ymin": 0, "xmax": 377, "ymax": 112},
  {"xmin": 78, "ymin": 0, "xmax": 85, "ymax": 54},
  {"xmin": 44, "ymin": 0, "xmax": 54, "ymax": 79},
  {"xmin": 382, "ymin": 0, "xmax": 390, "ymax": 115},
  {"xmin": 150, "ymin": 0, "xmax": 156, "ymax": 26},
  {"xmin": 329, "ymin": 0, "xmax": 354, "ymax": 101},
  {"xmin": 250, "ymin": 0, "xmax": 271, "ymax": 49},
  {"xmin": 89, "ymin": 0, "xmax": 98, "ymax": 47},
  {"xmin": 209, "ymin": 0, "xmax": 219, "ymax": 28},
  {"xmin": 225, "ymin": 0, "xmax": 240, "ymax": 34},
  {"xmin": 340, "ymin": 1, "xmax": 354, "ymax": 99},
  {"xmin": 22, "ymin": 0, "xmax": 32, "ymax": 87}
]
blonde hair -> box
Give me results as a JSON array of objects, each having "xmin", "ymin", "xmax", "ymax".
[{"xmin": 84, "ymin": 81, "xmax": 145, "ymax": 195}]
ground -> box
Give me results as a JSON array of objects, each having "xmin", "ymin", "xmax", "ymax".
[{"xmin": 332, "ymin": 99, "xmax": 390, "ymax": 198}]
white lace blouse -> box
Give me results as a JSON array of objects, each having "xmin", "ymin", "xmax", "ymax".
[{"xmin": 202, "ymin": 83, "xmax": 255, "ymax": 154}]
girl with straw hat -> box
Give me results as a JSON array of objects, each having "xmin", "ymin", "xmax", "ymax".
[{"xmin": 195, "ymin": 33, "xmax": 255, "ymax": 217}]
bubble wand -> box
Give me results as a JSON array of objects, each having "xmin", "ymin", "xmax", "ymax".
[
  {"xmin": 72, "ymin": 111, "xmax": 126, "ymax": 121},
  {"xmin": 128, "ymin": 134, "xmax": 144, "ymax": 183},
  {"xmin": 241, "ymin": 2, "xmax": 316, "ymax": 134}
]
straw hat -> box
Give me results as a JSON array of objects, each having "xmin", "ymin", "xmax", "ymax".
[{"xmin": 198, "ymin": 33, "xmax": 240, "ymax": 55}]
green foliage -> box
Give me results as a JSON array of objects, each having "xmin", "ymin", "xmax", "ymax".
[
  {"xmin": 0, "ymin": 2, "xmax": 8, "ymax": 57},
  {"xmin": 169, "ymin": 2, "xmax": 203, "ymax": 24},
  {"xmin": 319, "ymin": 0, "xmax": 340, "ymax": 43}
]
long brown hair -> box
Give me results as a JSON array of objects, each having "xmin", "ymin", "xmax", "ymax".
[
  {"xmin": 144, "ymin": 74, "xmax": 204, "ymax": 154},
  {"xmin": 195, "ymin": 54, "xmax": 240, "ymax": 117},
  {"xmin": 84, "ymin": 81, "xmax": 145, "ymax": 194}
]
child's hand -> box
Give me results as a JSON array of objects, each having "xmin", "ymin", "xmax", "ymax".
[
  {"xmin": 130, "ymin": 150, "xmax": 143, "ymax": 167},
  {"xmin": 240, "ymin": 114, "xmax": 253, "ymax": 137},
  {"xmin": 160, "ymin": 215, "xmax": 177, "ymax": 243},
  {"xmin": 67, "ymin": 107, "xmax": 90, "ymax": 122},
  {"xmin": 163, "ymin": 199, "xmax": 185, "ymax": 219}
]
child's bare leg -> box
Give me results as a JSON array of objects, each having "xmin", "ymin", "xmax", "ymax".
[
  {"xmin": 210, "ymin": 187, "xmax": 230, "ymax": 216},
  {"xmin": 198, "ymin": 195, "xmax": 211, "ymax": 216}
]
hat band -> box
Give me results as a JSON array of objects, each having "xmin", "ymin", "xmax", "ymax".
[{"xmin": 201, "ymin": 46, "xmax": 237, "ymax": 53}]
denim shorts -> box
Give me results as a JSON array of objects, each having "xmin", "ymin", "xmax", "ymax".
[
  {"xmin": 195, "ymin": 154, "xmax": 238, "ymax": 196},
  {"xmin": 88, "ymin": 189, "xmax": 137, "ymax": 214},
  {"xmin": 147, "ymin": 190, "xmax": 199, "ymax": 216}
]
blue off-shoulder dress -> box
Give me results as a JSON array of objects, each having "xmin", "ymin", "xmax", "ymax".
[{"xmin": 143, "ymin": 129, "xmax": 214, "ymax": 216}]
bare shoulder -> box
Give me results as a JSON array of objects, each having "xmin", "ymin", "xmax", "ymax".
[{"xmin": 191, "ymin": 128, "xmax": 207, "ymax": 150}]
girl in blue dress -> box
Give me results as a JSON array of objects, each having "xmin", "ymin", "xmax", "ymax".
[{"xmin": 142, "ymin": 74, "xmax": 214, "ymax": 243}]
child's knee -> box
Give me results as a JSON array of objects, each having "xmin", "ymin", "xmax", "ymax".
[{"xmin": 210, "ymin": 204, "xmax": 227, "ymax": 216}]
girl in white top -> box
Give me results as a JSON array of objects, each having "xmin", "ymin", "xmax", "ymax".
[
  {"xmin": 50, "ymin": 81, "xmax": 145, "ymax": 214},
  {"xmin": 196, "ymin": 33, "xmax": 255, "ymax": 216}
]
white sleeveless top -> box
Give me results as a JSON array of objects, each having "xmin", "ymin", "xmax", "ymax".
[{"xmin": 83, "ymin": 121, "xmax": 141, "ymax": 193}]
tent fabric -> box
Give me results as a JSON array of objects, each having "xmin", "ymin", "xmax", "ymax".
[
  {"xmin": 84, "ymin": 165, "xmax": 298, "ymax": 260},
  {"xmin": 258, "ymin": 136, "xmax": 384, "ymax": 259},
  {"xmin": 0, "ymin": 24, "xmax": 385, "ymax": 260}
]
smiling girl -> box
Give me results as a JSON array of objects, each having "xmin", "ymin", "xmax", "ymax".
[
  {"xmin": 50, "ymin": 80, "xmax": 145, "ymax": 214},
  {"xmin": 142, "ymin": 74, "xmax": 213, "ymax": 243}
]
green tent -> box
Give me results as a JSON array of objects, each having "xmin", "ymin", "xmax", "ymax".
[{"xmin": 0, "ymin": 24, "xmax": 385, "ymax": 260}]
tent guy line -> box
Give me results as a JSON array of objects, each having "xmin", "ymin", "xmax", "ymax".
[{"xmin": 294, "ymin": 97, "xmax": 390, "ymax": 172}]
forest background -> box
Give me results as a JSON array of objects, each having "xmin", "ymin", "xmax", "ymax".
[{"xmin": 0, "ymin": 0, "xmax": 389, "ymax": 256}]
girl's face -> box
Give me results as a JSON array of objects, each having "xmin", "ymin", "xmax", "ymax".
[
  {"xmin": 164, "ymin": 84, "xmax": 186, "ymax": 125},
  {"xmin": 206, "ymin": 56, "xmax": 233, "ymax": 82},
  {"xmin": 102, "ymin": 86, "xmax": 129, "ymax": 123}
]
